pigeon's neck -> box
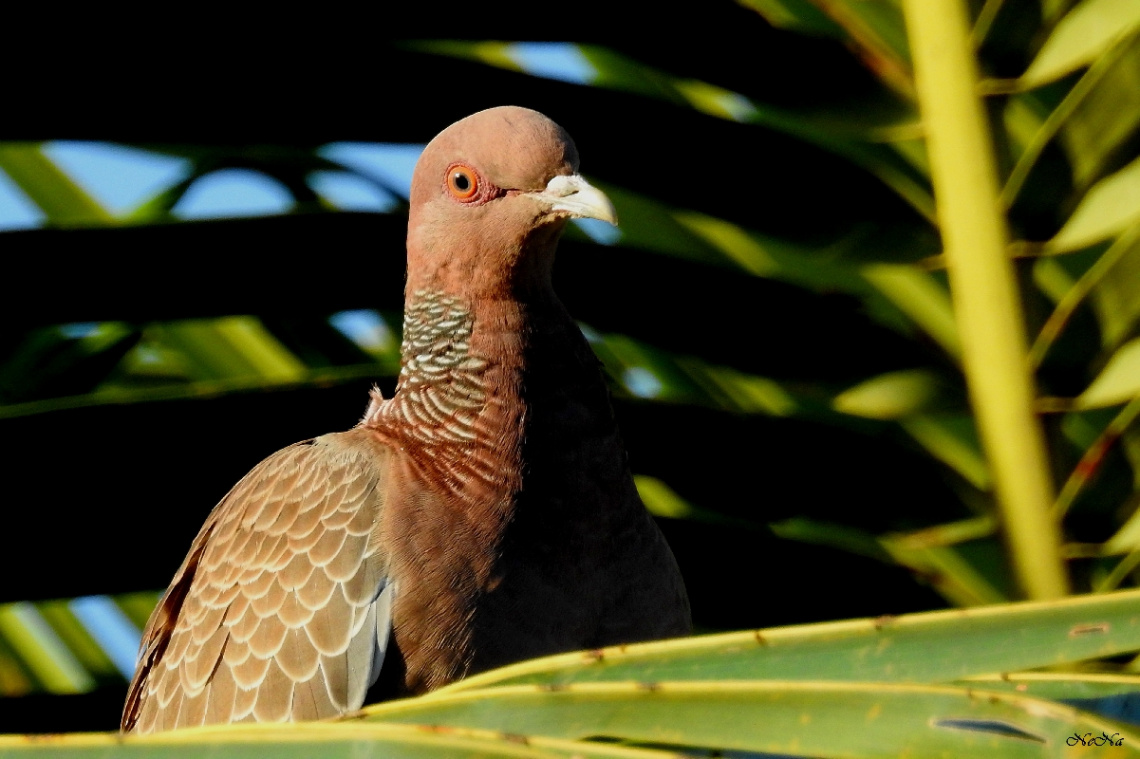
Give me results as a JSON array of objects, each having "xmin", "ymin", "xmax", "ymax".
[
  {"xmin": 366, "ymin": 289, "xmax": 558, "ymax": 495},
  {"xmin": 391, "ymin": 286, "xmax": 579, "ymax": 398},
  {"xmin": 369, "ymin": 284, "xmax": 636, "ymax": 537},
  {"xmin": 396, "ymin": 289, "xmax": 489, "ymax": 402}
]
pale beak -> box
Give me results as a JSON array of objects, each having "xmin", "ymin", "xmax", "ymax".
[{"xmin": 530, "ymin": 174, "xmax": 618, "ymax": 226}]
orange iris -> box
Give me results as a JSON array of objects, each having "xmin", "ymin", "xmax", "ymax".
[{"xmin": 446, "ymin": 165, "xmax": 479, "ymax": 200}]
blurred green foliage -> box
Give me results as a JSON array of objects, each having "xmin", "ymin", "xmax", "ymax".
[{"xmin": 3, "ymin": 0, "xmax": 1140, "ymax": 752}]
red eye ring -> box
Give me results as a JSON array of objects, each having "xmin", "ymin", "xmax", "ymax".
[{"xmin": 445, "ymin": 164, "xmax": 479, "ymax": 201}]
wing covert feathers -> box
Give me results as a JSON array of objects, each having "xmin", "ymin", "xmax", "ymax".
[{"xmin": 122, "ymin": 430, "xmax": 391, "ymax": 734}]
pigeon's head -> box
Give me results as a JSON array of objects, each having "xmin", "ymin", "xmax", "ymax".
[{"xmin": 406, "ymin": 106, "xmax": 616, "ymax": 299}]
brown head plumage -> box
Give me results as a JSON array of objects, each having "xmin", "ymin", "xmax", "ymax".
[{"xmin": 406, "ymin": 106, "xmax": 616, "ymax": 299}]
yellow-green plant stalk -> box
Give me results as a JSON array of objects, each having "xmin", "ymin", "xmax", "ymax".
[{"xmin": 902, "ymin": 0, "xmax": 1069, "ymax": 598}]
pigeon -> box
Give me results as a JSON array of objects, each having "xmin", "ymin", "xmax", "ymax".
[{"xmin": 122, "ymin": 106, "xmax": 690, "ymax": 733}]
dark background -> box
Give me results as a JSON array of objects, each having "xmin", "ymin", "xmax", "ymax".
[{"xmin": 0, "ymin": 10, "xmax": 958, "ymax": 731}]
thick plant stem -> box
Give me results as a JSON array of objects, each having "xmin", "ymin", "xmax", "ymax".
[{"xmin": 902, "ymin": 0, "xmax": 1069, "ymax": 599}]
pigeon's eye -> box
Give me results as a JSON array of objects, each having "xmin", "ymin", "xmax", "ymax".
[{"xmin": 446, "ymin": 165, "xmax": 479, "ymax": 201}]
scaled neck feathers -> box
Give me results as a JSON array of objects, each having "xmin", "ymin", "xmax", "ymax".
[
  {"xmin": 361, "ymin": 288, "xmax": 524, "ymax": 498},
  {"xmin": 361, "ymin": 282, "xmax": 600, "ymax": 503}
]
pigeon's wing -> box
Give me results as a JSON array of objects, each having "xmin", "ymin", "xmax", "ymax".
[{"xmin": 122, "ymin": 428, "xmax": 393, "ymax": 734}]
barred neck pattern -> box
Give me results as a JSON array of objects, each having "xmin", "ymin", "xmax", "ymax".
[
  {"xmin": 398, "ymin": 290, "xmax": 487, "ymax": 402},
  {"xmin": 369, "ymin": 290, "xmax": 505, "ymax": 493}
]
